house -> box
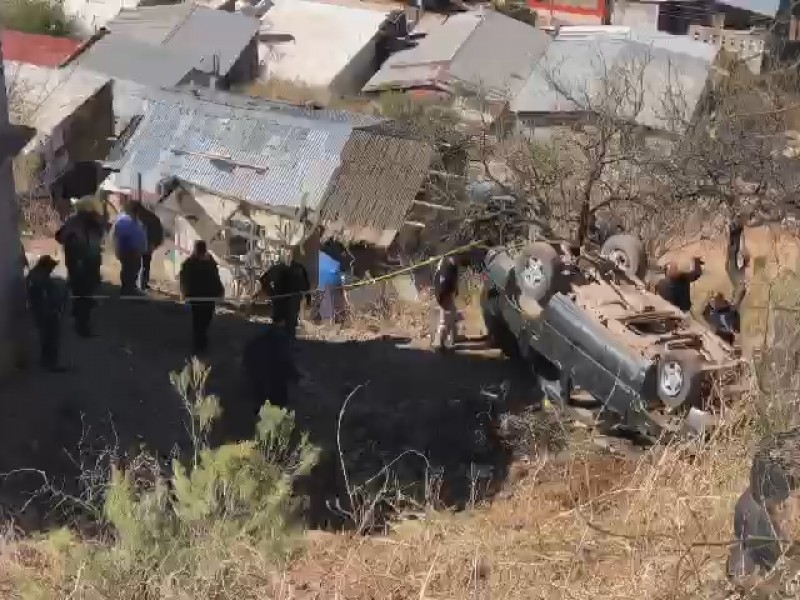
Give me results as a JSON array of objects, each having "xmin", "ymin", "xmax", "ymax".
[
  {"xmin": 74, "ymin": 3, "xmax": 260, "ymax": 132},
  {"xmin": 0, "ymin": 30, "xmax": 87, "ymax": 68},
  {"xmin": 510, "ymin": 27, "xmax": 719, "ymax": 137},
  {"xmin": 258, "ymin": 0, "xmax": 393, "ymax": 99},
  {"xmin": 363, "ymin": 9, "xmax": 551, "ymax": 121},
  {"xmin": 3, "ymin": 55, "xmax": 113, "ymax": 201},
  {"xmin": 101, "ymin": 88, "xmax": 435, "ymax": 291},
  {"xmin": 534, "ymin": 0, "xmax": 778, "ymax": 29},
  {"xmin": 531, "ymin": 0, "xmax": 609, "ymax": 26},
  {"xmin": 688, "ymin": 24, "xmax": 767, "ymax": 73},
  {"xmin": 61, "ymin": 0, "xmax": 193, "ymax": 36}
]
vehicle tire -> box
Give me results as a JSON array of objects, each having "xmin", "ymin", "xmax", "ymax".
[
  {"xmin": 656, "ymin": 350, "xmax": 703, "ymax": 409},
  {"xmin": 600, "ymin": 234, "xmax": 647, "ymax": 279},
  {"xmin": 514, "ymin": 242, "xmax": 562, "ymax": 304},
  {"xmin": 481, "ymin": 285, "xmax": 520, "ymax": 359}
]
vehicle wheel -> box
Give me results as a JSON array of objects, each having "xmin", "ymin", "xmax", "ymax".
[
  {"xmin": 656, "ymin": 350, "xmax": 703, "ymax": 409},
  {"xmin": 600, "ymin": 234, "xmax": 647, "ymax": 279},
  {"xmin": 514, "ymin": 242, "xmax": 562, "ymax": 304}
]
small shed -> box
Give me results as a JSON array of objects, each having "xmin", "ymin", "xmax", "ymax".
[
  {"xmin": 4, "ymin": 61, "xmax": 113, "ymax": 194},
  {"xmin": 363, "ymin": 9, "xmax": 550, "ymax": 122},
  {"xmin": 104, "ymin": 3, "xmax": 261, "ymax": 86}
]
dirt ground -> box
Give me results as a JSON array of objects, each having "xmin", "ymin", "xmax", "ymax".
[{"xmin": 0, "ymin": 239, "xmax": 539, "ymax": 529}]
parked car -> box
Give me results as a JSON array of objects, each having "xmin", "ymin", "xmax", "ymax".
[{"xmin": 480, "ymin": 234, "xmax": 744, "ymax": 438}]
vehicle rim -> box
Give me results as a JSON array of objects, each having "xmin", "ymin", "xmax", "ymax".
[
  {"xmin": 608, "ymin": 249, "xmax": 630, "ymax": 271},
  {"xmin": 660, "ymin": 361, "xmax": 684, "ymax": 398},
  {"xmin": 523, "ymin": 257, "xmax": 545, "ymax": 288}
]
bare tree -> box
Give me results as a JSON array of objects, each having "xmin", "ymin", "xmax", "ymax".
[{"xmin": 457, "ymin": 42, "xmax": 800, "ymax": 260}]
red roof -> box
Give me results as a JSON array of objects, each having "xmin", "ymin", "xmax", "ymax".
[{"xmin": 1, "ymin": 30, "xmax": 83, "ymax": 68}]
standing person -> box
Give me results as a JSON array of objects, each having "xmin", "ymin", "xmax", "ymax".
[
  {"xmin": 284, "ymin": 255, "xmax": 311, "ymax": 341},
  {"xmin": 179, "ymin": 241, "xmax": 224, "ymax": 355},
  {"xmin": 242, "ymin": 316, "xmax": 301, "ymax": 415},
  {"xmin": 433, "ymin": 253, "xmax": 461, "ymax": 352},
  {"xmin": 259, "ymin": 254, "xmax": 311, "ymax": 342},
  {"xmin": 135, "ymin": 203, "xmax": 164, "ymax": 291},
  {"xmin": 655, "ymin": 256, "xmax": 704, "ymax": 313},
  {"xmin": 26, "ymin": 255, "xmax": 69, "ymax": 372},
  {"xmin": 56, "ymin": 198, "xmax": 104, "ymax": 337},
  {"xmin": 112, "ymin": 200, "xmax": 146, "ymax": 295}
]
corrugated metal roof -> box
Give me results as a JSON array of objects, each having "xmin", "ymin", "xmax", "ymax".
[
  {"xmin": 76, "ymin": 34, "xmax": 197, "ymax": 88},
  {"xmin": 363, "ymin": 11, "xmax": 481, "ymax": 92},
  {"xmin": 4, "ymin": 61, "xmax": 110, "ymax": 148},
  {"xmin": 0, "ymin": 30, "xmax": 83, "ymax": 68},
  {"xmin": 106, "ymin": 4, "xmax": 260, "ymax": 76},
  {"xmin": 511, "ymin": 32, "xmax": 716, "ymax": 131},
  {"xmin": 320, "ymin": 129, "xmax": 433, "ymax": 246},
  {"xmin": 106, "ymin": 88, "xmax": 368, "ymax": 214},
  {"xmin": 448, "ymin": 10, "xmax": 551, "ymax": 101}
]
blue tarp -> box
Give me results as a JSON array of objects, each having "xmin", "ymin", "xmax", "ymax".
[{"xmin": 318, "ymin": 251, "xmax": 341, "ymax": 289}]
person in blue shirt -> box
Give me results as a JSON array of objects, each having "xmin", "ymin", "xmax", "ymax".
[{"xmin": 112, "ymin": 200, "xmax": 147, "ymax": 295}]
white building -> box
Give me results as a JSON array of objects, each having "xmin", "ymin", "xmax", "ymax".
[{"xmin": 259, "ymin": 0, "xmax": 390, "ymax": 97}]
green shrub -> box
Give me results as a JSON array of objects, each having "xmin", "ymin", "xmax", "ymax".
[
  {"xmin": 24, "ymin": 360, "xmax": 319, "ymax": 599},
  {"xmin": 1, "ymin": 0, "xmax": 74, "ymax": 37}
]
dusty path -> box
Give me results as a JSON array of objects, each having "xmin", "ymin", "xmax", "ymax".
[{"xmin": 0, "ymin": 245, "xmax": 536, "ymax": 528}]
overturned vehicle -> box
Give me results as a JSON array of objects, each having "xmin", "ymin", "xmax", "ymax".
[{"xmin": 480, "ymin": 234, "xmax": 745, "ymax": 439}]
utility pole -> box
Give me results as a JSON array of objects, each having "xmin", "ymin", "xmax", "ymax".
[{"xmin": 0, "ymin": 41, "xmax": 33, "ymax": 378}]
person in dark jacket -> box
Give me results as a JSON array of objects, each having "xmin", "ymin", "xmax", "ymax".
[
  {"xmin": 26, "ymin": 255, "xmax": 69, "ymax": 372},
  {"xmin": 655, "ymin": 257, "xmax": 704, "ymax": 313},
  {"xmin": 728, "ymin": 427, "xmax": 800, "ymax": 587},
  {"xmin": 179, "ymin": 241, "xmax": 224, "ymax": 355},
  {"xmin": 56, "ymin": 200, "xmax": 104, "ymax": 337},
  {"xmin": 242, "ymin": 318, "xmax": 301, "ymax": 414},
  {"xmin": 135, "ymin": 202, "xmax": 164, "ymax": 291},
  {"xmin": 433, "ymin": 254, "xmax": 461, "ymax": 352},
  {"xmin": 259, "ymin": 256, "xmax": 311, "ymax": 342},
  {"xmin": 703, "ymin": 217, "xmax": 749, "ymax": 345}
]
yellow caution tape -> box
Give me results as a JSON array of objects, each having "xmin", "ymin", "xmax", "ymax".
[{"xmin": 72, "ymin": 238, "xmax": 493, "ymax": 305}]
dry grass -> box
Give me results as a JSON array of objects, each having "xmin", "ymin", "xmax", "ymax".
[
  {"xmin": 4, "ymin": 251, "xmax": 800, "ymax": 599},
  {"xmin": 279, "ymin": 429, "xmax": 754, "ymax": 600},
  {"xmin": 243, "ymin": 79, "xmax": 375, "ymax": 115}
]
